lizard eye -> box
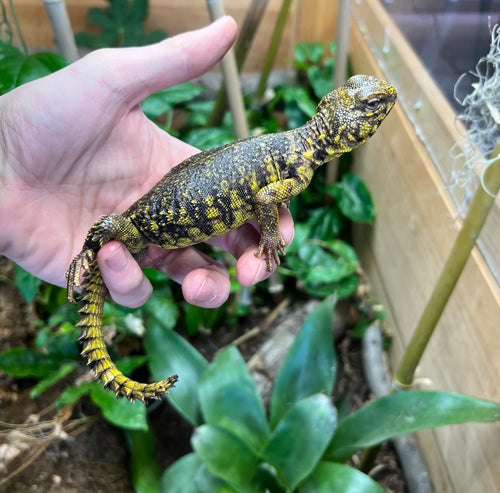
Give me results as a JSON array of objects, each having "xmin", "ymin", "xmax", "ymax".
[{"xmin": 365, "ymin": 97, "xmax": 381, "ymax": 110}]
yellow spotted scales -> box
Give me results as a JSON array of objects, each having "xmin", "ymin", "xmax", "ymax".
[{"xmin": 66, "ymin": 75, "xmax": 397, "ymax": 402}]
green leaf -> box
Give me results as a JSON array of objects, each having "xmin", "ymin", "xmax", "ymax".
[
  {"xmin": 270, "ymin": 295, "xmax": 337, "ymax": 428},
  {"xmin": 326, "ymin": 390, "xmax": 500, "ymax": 461},
  {"xmin": 307, "ymin": 207, "xmax": 343, "ymax": 240},
  {"xmin": 0, "ymin": 347, "xmax": 61, "ymax": 378},
  {"xmin": 0, "ymin": 41, "xmax": 67, "ymax": 93},
  {"xmin": 56, "ymin": 382, "xmax": 98, "ymax": 407},
  {"xmin": 199, "ymin": 346, "xmax": 269, "ymax": 454},
  {"xmin": 30, "ymin": 361, "xmax": 78, "ymax": 398},
  {"xmin": 75, "ymin": 0, "xmax": 167, "ymax": 48},
  {"xmin": 263, "ymin": 394, "xmax": 337, "ymax": 490},
  {"xmin": 329, "ymin": 173, "xmax": 375, "ymax": 224},
  {"xmin": 141, "ymin": 82, "xmax": 203, "ymax": 119},
  {"xmin": 161, "ymin": 454, "xmax": 204, "ymax": 493},
  {"xmin": 283, "ymin": 86, "xmax": 317, "ymax": 119},
  {"xmin": 90, "ymin": 385, "xmax": 148, "ymax": 431},
  {"xmin": 293, "ymin": 42, "xmax": 324, "ymax": 67},
  {"xmin": 299, "ymin": 462, "xmax": 385, "ymax": 493},
  {"xmin": 126, "ymin": 428, "xmax": 162, "ymax": 493},
  {"xmin": 184, "ymin": 127, "xmax": 235, "ymax": 151},
  {"xmin": 13, "ymin": 264, "xmax": 41, "ymax": 302},
  {"xmin": 298, "ymin": 239, "xmax": 358, "ymax": 284},
  {"xmin": 144, "ymin": 324, "xmax": 208, "ymax": 426},
  {"xmin": 351, "ymin": 319, "xmax": 372, "ymax": 339},
  {"xmin": 191, "ymin": 425, "xmax": 260, "ymax": 493},
  {"xmin": 213, "ymin": 487, "xmax": 238, "ymax": 493},
  {"xmin": 116, "ymin": 355, "xmax": 148, "ymax": 375},
  {"xmin": 142, "ymin": 286, "xmax": 179, "ymax": 330},
  {"xmin": 36, "ymin": 323, "xmax": 79, "ymax": 358},
  {"xmin": 306, "ymin": 65, "xmax": 333, "ymax": 99}
]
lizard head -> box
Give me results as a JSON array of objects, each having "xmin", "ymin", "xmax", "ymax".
[{"xmin": 316, "ymin": 74, "xmax": 397, "ymax": 154}]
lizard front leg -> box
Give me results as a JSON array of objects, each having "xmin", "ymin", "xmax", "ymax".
[{"xmin": 254, "ymin": 164, "xmax": 315, "ymax": 270}]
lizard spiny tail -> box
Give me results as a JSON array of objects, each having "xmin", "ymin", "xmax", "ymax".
[{"xmin": 68, "ymin": 216, "xmax": 178, "ymax": 402}]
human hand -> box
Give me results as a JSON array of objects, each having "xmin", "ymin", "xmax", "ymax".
[{"xmin": 0, "ymin": 17, "xmax": 294, "ymax": 309}]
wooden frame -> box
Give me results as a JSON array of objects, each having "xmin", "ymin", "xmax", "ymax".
[
  {"xmin": 9, "ymin": 0, "xmax": 338, "ymax": 72},
  {"xmin": 350, "ymin": 1, "xmax": 500, "ymax": 491}
]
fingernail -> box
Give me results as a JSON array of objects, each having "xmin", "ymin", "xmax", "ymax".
[
  {"xmin": 193, "ymin": 278, "xmax": 217, "ymax": 304},
  {"xmin": 105, "ymin": 244, "xmax": 128, "ymax": 272}
]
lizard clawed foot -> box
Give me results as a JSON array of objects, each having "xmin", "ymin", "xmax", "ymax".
[
  {"xmin": 66, "ymin": 249, "xmax": 95, "ymax": 303},
  {"xmin": 255, "ymin": 233, "xmax": 286, "ymax": 271}
]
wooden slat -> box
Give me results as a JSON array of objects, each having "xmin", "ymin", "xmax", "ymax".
[
  {"xmin": 350, "ymin": 2, "xmax": 500, "ymax": 492},
  {"xmin": 8, "ymin": 0, "xmax": 337, "ymax": 72}
]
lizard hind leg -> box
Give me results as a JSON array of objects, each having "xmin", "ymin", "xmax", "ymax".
[{"xmin": 77, "ymin": 258, "xmax": 178, "ymax": 402}]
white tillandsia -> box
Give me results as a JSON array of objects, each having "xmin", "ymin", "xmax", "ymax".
[{"xmin": 451, "ymin": 24, "xmax": 500, "ymax": 205}]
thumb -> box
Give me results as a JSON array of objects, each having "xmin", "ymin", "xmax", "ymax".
[{"xmin": 78, "ymin": 16, "xmax": 238, "ymax": 105}]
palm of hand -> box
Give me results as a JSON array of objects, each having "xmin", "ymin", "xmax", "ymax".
[{"xmin": 1, "ymin": 64, "xmax": 196, "ymax": 286}]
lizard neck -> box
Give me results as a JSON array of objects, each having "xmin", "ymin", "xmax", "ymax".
[{"xmin": 288, "ymin": 113, "xmax": 352, "ymax": 167}]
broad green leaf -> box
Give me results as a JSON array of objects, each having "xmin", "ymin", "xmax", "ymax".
[
  {"xmin": 142, "ymin": 286, "xmax": 179, "ymax": 330},
  {"xmin": 304, "ymin": 273, "xmax": 359, "ymax": 300},
  {"xmin": 283, "ymin": 86, "xmax": 317, "ymax": 119},
  {"xmin": 184, "ymin": 127, "xmax": 234, "ymax": 151},
  {"xmin": 329, "ymin": 173, "xmax": 375, "ymax": 224},
  {"xmin": 193, "ymin": 463, "xmax": 227, "ymax": 493},
  {"xmin": 144, "ymin": 324, "xmax": 208, "ymax": 426},
  {"xmin": 183, "ymin": 303, "xmax": 226, "ymax": 336},
  {"xmin": 199, "ymin": 346, "xmax": 269, "ymax": 454},
  {"xmin": 36, "ymin": 323, "xmax": 79, "ymax": 358},
  {"xmin": 30, "ymin": 361, "xmax": 78, "ymax": 398},
  {"xmin": 326, "ymin": 390, "xmax": 500, "ymax": 461},
  {"xmin": 270, "ymin": 295, "xmax": 337, "ymax": 428},
  {"xmin": 56, "ymin": 382, "xmax": 98, "ymax": 407},
  {"xmin": 161, "ymin": 454, "xmax": 204, "ymax": 493},
  {"xmin": 0, "ymin": 347, "xmax": 61, "ymax": 378},
  {"xmin": 213, "ymin": 487, "xmax": 238, "ymax": 493},
  {"xmin": 293, "ymin": 42, "xmax": 324, "ymax": 67},
  {"xmin": 126, "ymin": 428, "xmax": 162, "ymax": 493},
  {"xmin": 116, "ymin": 355, "xmax": 148, "ymax": 375},
  {"xmin": 307, "ymin": 64, "xmax": 333, "ymax": 99},
  {"xmin": 90, "ymin": 385, "xmax": 148, "ymax": 431},
  {"xmin": 186, "ymin": 100, "xmax": 216, "ymax": 127},
  {"xmin": 298, "ymin": 239, "xmax": 358, "ymax": 284},
  {"xmin": 299, "ymin": 462, "xmax": 385, "ymax": 493},
  {"xmin": 162, "ymin": 457, "xmax": 231, "ymax": 493},
  {"xmin": 75, "ymin": 0, "xmax": 167, "ymax": 48},
  {"xmin": 141, "ymin": 82, "xmax": 203, "ymax": 119},
  {"xmin": 306, "ymin": 207, "xmax": 343, "ymax": 240},
  {"xmin": 194, "ymin": 463, "xmax": 227, "ymax": 493},
  {"xmin": 263, "ymin": 394, "xmax": 337, "ymax": 490},
  {"xmin": 0, "ymin": 41, "xmax": 67, "ymax": 93},
  {"xmin": 13, "ymin": 264, "xmax": 41, "ymax": 302},
  {"xmin": 191, "ymin": 425, "xmax": 260, "ymax": 493}
]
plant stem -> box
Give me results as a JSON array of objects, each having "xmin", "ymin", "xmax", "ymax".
[
  {"xmin": 207, "ymin": 0, "xmax": 249, "ymax": 138},
  {"xmin": 358, "ymin": 443, "xmax": 381, "ymax": 474},
  {"xmin": 254, "ymin": 0, "xmax": 293, "ymax": 101},
  {"xmin": 394, "ymin": 143, "xmax": 500, "ymax": 389},
  {"xmin": 8, "ymin": 0, "xmax": 27, "ymax": 54},
  {"xmin": 208, "ymin": 0, "xmax": 269, "ymax": 127}
]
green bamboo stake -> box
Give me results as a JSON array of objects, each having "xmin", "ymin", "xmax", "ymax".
[
  {"xmin": 394, "ymin": 142, "xmax": 500, "ymax": 389},
  {"xmin": 254, "ymin": 0, "xmax": 293, "ymax": 101}
]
